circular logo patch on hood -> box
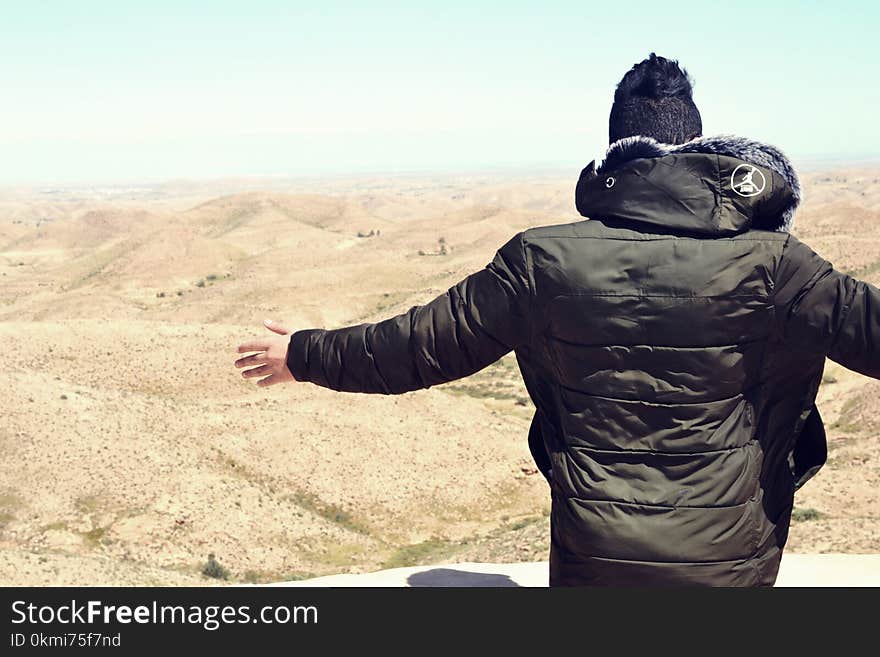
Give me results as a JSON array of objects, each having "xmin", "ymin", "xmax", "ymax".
[{"xmin": 731, "ymin": 164, "xmax": 767, "ymax": 197}]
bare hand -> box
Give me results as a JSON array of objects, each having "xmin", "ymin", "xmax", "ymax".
[{"xmin": 235, "ymin": 319, "xmax": 296, "ymax": 387}]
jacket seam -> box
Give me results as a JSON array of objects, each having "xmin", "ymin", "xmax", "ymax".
[
  {"xmin": 552, "ymin": 554, "xmax": 755, "ymax": 566},
  {"xmin": 363, "ymin": 324, "xmax": 394, "ymax": 394},
  {"xmin": 567, "ymin": 439, "xmax": 756, "ymax": 457},
  {"xmin": 406, "ymin": 310, "xmax": 428, "ymax": 390},
  {"xmin": 545, "ymin": 334, "xmax": 765, "ymax": 350},
  {"xmin": 714, "ymin": 153, "xmax": 725, "ymax": 231},
  {"xmin": 558, "ymin": 381, "xmax": 759, "ymax": 406},
  {"xmin": 549, "ymin": 291, "xmax": 765, "ymax": 301},
  {"xmin": 827, "ymin": 279, "xmax": 860, "ymax": 356},
  {"xmin": 770, "ymin": 233, "xmax": 792, "ymax": 339},
  {"xmin": 520, "ymin": 231, "xmax": 537, "ymax": 344},
  {"xmin": 525, "ymin": 234, "xmax": 787, "ymax": 243},
  {"xmin": 561, "ymin": 494, "xmax": 756, "ymax": 510}
]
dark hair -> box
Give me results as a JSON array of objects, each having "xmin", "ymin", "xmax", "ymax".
[{"xmin": 608, "ymin": 53, "xmax": 702, "ymax": 145}]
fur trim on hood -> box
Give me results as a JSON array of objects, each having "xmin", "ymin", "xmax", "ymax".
[{"xmin": 594, "ymin": 134, "xmax": 802, "ymax": 232}]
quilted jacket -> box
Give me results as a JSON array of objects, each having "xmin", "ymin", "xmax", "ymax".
[{"xmin": 287, "ymin": 134, "xmax": 880, "ymax": 586}]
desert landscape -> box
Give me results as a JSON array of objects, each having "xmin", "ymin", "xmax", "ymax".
[{"xmin": 0, "ymin": 165, "xmax": 878, "ymax": 585}]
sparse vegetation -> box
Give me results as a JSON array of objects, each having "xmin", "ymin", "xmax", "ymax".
[
  {"xmin": 507, "ymin": 517, "xmax": 539, "ymax": 532},
  {"xmin": 447, "ymin": 382, "xmax": 519, "ymax": 400},
  {"xmin": 833, "ymin": 397, "xmax": 865, "ymax": 434},
  {"xmin": 373, "ymin": 291, "xmax": 407, "ymax": 316},
  {"xmin": 83, "ymin": 526, "xmax": 108, "ymax": 545},
  {"xmin": 0, "ymin": 511, "xmax": 14, "ymax": 530},
  {"xmin": 0, "ymin": 493, "xmax": 22, "ymax": 515},
  {"xmin": 417, "ymin": 236, "xmax": 450, "ymax": 256},
  {"xmin": 41, "ymin": 521, "xmax": 68, "ymax": 532},
  {"xmin": 64, "ymin": 239, "xmax": 138, "ymax": 290},
  {"xmin": 242, "ymin": 569, "xmax": 263, "ymax": 584},
  {"xmin": 443, "ymin": 355, "xmax": 532, "ymax": 417},
  {"xmin": 207, "ymin": 206, "xmax": 253, "ymax": 238},
  {"xmin": 202, "ymin": 553, "xmax": 229, "ymax": 580},
  {"xmin": 382, "ymin": 537, "xmax": 457, "ymax": 569},
  {"xmin": 287, "ymin": 490, "xmax": 372, "ymax": 536},
  {"xmin": 193, "ymin": 273, "xmax": 226, "ymax": 288},
  {"xmin": 791, "ymin": 508, "xmax": 823, "ymax": 522},
  {"xmin": 74, "ymin": 494, "xmax": 102, "ymax": 514},
  {"xmin": 283, "ymin": 571, "xmax": 319, "ymax": 582}
]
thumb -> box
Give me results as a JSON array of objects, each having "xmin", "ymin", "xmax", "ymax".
[{"xmin": 263, "ymin": 319, "xmax": 291, "ymax": 335}]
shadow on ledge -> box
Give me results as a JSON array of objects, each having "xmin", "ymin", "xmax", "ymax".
[{"xmin": 406, "ymin": 568, "xmax": 521, "ymax": 587}]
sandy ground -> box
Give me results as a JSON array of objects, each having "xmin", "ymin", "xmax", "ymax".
[{"xmin": 0, "ymin": 167, "xmax": 878, "ymax": 585}]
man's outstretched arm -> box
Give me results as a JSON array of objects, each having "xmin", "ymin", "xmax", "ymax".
[
  {"xmin": 287, "ymin": 232, "xmax": 533, "ymax": 393},
  {"xmin": 774, "ymin": 234, "xmax": 880, "ymax": 378},
  {"xmin": 236, "ymin": 232, "xmax": 534, "ymax": 393}
]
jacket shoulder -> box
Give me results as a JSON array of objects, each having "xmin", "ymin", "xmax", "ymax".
[
  {"xmin": 522, "ymin": 220, "xmax": 591, "ymax": 243},
  {"xmin": 730, "ymin": 228, "xmax": 790, "ymax": 243},
  {"xmin": 524, "ymin": 221, "xmax": 793, "ymax": 244},
  {"xmin": 522, "ymin": 219, "xmax": 642, "ymax": 244}
]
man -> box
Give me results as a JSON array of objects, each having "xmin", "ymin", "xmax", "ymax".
[{"xmin": 235, "ymin": 53, "xmax": 880, "ymax": 586}]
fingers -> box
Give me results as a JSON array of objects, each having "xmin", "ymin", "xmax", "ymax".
[
  {"xmin": 257, "ymin": 373, "xmax": 283, "ymax": 387},
  {"xmin": 263, "ymin": 319, "xmax": 291, "ymax": 335},
  {"xmin": 241, "ymin": 364, "xmax": 271, "ymax": 379},
  {"xmin": 237, "ymin": 339, "xmax": 269, "ymax": 353},
  {"xmin": 237, "ymin": 320, "xmax": 290, "ymax": 355},
  {"xmin": 235, "ymin": 353, "xmax": 268, "ymax": 368}
]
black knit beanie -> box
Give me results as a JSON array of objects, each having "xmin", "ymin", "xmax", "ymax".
[{"xmin": 609, "ymin": 53, "xmax": 702, "ymax": 145}]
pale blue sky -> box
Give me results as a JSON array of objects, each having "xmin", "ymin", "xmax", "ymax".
[{"xmin": 1, "ymin": 1, "xmax": 878, "ymax": 184}]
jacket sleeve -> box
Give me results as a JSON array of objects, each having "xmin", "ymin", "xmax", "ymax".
[
  {"xmin": 286, "ymin": 232, "xmax": 534, "ymax": 393},
  {"xmin": 773, "ymin": 234, "xmax": 880, "ymax": 378}
]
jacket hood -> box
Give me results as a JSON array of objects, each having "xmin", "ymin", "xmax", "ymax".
[{"xmin": 575, "ymin": 134, "xmax": 802, "ymax": 235}]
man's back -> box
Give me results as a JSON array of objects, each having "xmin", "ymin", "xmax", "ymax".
[
  {"xmin": 284, "ymin": 133, "xmax": 880, "ymax": 586},
  {"xmin": 519, "ymin": 216, "xmax": 808, "ymax": 586},
  {"xmin": 517, "ymin": 135, "xmax": 879, "ymax": 585}
]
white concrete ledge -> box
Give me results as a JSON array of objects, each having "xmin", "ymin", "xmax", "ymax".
[{"xmin": 272, "ymin": 554, "xmax": 880, "ymax": 587}]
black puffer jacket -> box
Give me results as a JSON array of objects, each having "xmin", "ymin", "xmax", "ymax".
[{"xmin": 287, "ymin": 134, "xmax": 880, "ymax": 586}]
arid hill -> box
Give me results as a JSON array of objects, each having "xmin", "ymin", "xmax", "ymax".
[{"xmin": 0, "ymin": 167, "xmax": 878, "ymax": 585}]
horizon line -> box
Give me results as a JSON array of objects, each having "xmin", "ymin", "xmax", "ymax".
[{"xmin": 3, "ymin": 153, "xmax": 880, "ymax": 192}]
